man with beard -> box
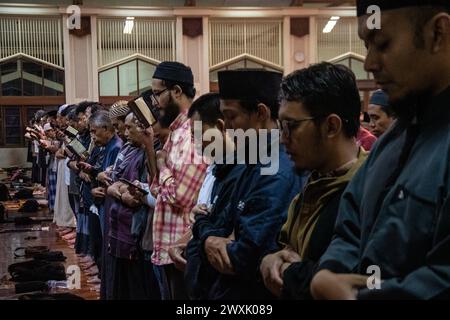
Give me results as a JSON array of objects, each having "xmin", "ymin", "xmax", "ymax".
[
  {"xmin": 149, "ymin": 61, "xmax": 207, "ymax": 299},
  {"xmin": 311, "ymin": 0, "xmax": 450, "ymax": 299},
  {"xmin": 259, "ymin": 63, "xmax": 368, "ymax": 299}
]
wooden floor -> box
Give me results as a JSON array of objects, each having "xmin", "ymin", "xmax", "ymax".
[{"xmin": 0, "ymin": 205, "xmax": 99, "ymax": 300}]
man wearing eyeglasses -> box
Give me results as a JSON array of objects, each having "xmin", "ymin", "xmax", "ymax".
[
  {"xmin": 147, "ymin": 61, "xmax": 207, "ymax": 300},
  {"xmin": 259, "ymin": 62, "xmax": 368, "ymax": 299}
]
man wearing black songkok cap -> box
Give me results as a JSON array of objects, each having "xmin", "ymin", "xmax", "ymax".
[
  {"xmin": 146, "ymin": 61, "xmax": 207, "ymax": 300},
  {"xmin": 184, "ymin": 69, "xmax": 305, "ymax": 299},
  {"xmin": 311, "ymin": 0, "xmax": 450, "ymax": 299}
]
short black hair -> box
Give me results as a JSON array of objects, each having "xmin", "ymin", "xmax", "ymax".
[
  {"xmin": 380, "ymin": 105, "xmax": 395, "ymax": 118},
  {"xmin": 238, "ymin": 97, "xmax": 280, "ymax": 121},
  {"xmin": 162, "ymin": 80, "xmax": 196, "ymax": 99},
  {"xmin": 115, "ymin": 115, "xmax": 127, "ymax": 123},
  {"xmin": 87, "ymin": 103, "xmax": 104, "ymax": 115},
  {"xmin": 409, "ymin": 6, "xmax": 450, "ymax": 48},
  {"xmin": 60, "ymin": 104, "xmax": 76, "ymax": 117},
  {"xmin": 75, "ymin": 101, "xmax": 96, "ymax": 115},
  {"xmin": 46, "ymin": 110, "xmax": 57, "ymax": 118},
  {"xmin": 280, "ymin": 62, "xmax": 361, "ymax": 138},
  {"xmin": 188, "ymin": 93, "xmax": 223, "ymax": 126},
  {"xmin": 362, "ymin": 111, "xmax": 370, "ymax": 123},
  {"xmin": 67, "ymin": 108, "xmax": 78, "ymax": 122},
  {"xmin": 34, "ymin": 110, "xmax": 47, "ymax": 121}
]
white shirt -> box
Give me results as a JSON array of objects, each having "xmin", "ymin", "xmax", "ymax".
[
  {"xmin": 196, "ymin": 164, "xmax": 216, "ymax": 206},
  {"xmin": 139, "ymin": 183, "xmax": 157, "ymax": 208},
  {"xmin": 64, "ymin": 157, "xmax": 71, "ymax": 186}
]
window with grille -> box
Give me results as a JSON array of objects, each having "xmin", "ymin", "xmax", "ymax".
[
  {"xmin": 99, "ymin": 57, "xmax": 156, "ymax": 97},
  {"xmin": 97, "ymin": 18, "xmax": 176, "ymax": 68},
  {"xmin": 0, "ymin": 16, "xmax": 65, "ymax": 148},
  {"xmin": 209, "ymin": 20, "xmax": 283, "ymax": 69},
  {"xmin": 0, "ymin": 16, "xmax": 63, "ymax": 68},
  {"xmin": 328, "ymin": 53, "xmax": 373, "ymax": 80},
  {"xmin": 317, "ymin": 17, "xmax": 366, "ymax": 63}
]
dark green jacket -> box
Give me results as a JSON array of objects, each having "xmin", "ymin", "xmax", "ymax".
[{"xmin": 317, "ymin": 86, "xmax": 450, "ymax": 299}]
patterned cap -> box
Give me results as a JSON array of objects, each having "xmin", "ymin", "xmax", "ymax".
[{"xmin": 109, "ymin": 100, "xmax": 130, "ymax": 119}]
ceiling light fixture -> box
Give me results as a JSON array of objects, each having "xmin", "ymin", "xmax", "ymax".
[{"xmin": 123, "ymin": 17, "xmax": 135, "ymax": 34}]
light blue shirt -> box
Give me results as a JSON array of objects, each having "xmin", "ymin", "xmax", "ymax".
[{"xmin": 196, "ymin": 164, "xmax": 216, "ymax": 206}]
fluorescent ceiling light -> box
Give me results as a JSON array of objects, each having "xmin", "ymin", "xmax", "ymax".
[
  {"xmin": 123, "ymin": 17, "xmax": 134, "ymax": 34},
  {"xmin": 322, "ymin": 21, "xmax": 337, "ymax": 33},
  {"xmin": 323, "ymin": 16, "xmax": 340, "ymax": 33}
]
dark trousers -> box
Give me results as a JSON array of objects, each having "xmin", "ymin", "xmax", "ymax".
[
  {"xmin": 31, "ymin": 157, "xmax": 40, "ymax": 184},
  {"xmin": 68, "ymin": 192, "xmax": 79, "ymax": 218},
  {"xmin": 155, "ymin": 264, "xmax": 188, "ymax": 300},
  {"xmin": 88, "ymin": 211, "xmax": 103, "ymax": 270},
  {"xmin": 107, "ymin": 254, "xmax": 161, "ymax": 300}
]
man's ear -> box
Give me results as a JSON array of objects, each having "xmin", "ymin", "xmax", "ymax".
[
  {"xmin": 172, "ymin": 84, "xmax": 183, "ymax": 99},
  {"xmin": 216, "ymin": 119, "xmax": 226, "ymax": 133},
  {"xmin": 324, "ymin": 114, "xmax": 342, "ymax": 138},
  {"xmin": 429, "ymin": 13, "xmax": 450, "ymax": 53},
  {"xmin": 256, "ymin": 103, "xmax": 271, "ymax": 122}
]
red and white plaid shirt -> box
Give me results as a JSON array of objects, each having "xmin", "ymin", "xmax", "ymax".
[{"xmin": 150, "ymin": 111, "xmax": 207, "ymax": 265}]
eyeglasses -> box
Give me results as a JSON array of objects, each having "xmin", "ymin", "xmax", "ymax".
[
  {"xmin": 280, "ymin": 117, "xmax": 316, "ymax": 138},
  {"xmin": 151, "ymin": 88, "xmax": 169, "ymax": 106}
]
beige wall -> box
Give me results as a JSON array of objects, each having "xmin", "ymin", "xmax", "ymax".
[
  {"xmin": 0, "ymin": 5, "xmax": 356, "ymax": 166},
  {"xmin": 290, "ymin": 34, "xmax": 311, "ymax": 72},
  {"xmin": 183, "ymin": 35, "xmax": 202, "ymax": 94},
  {"xmin": 64, "ymin": 16, "xmax": 99, "ymax": 104}
]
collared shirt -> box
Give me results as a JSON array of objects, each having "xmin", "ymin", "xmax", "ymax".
[
  {"xmin": 150, "ymin": 111, "xmax": 207, "ymax": 265},
  {"xmin": 110, "ymin": 142, "xmax": 134, "ymax": 182},
  {"xmin": 101, "ymin": 134, "xmax": 123, "ymax": 172}
]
